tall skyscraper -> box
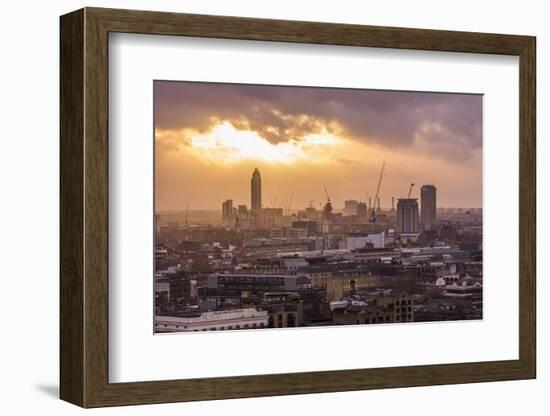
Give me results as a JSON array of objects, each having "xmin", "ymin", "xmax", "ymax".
[
  {"xmin": 222, "ymin": 199, "xmax": 233, "ymax": 225},
  {"xmin": 251, "ymin": 168, "xmax": 262, "ymax": 211},
  {"xmin": 396, "ymin": 198, "xmax": 419, "ymax": 233},
  {"xmin": 420, "ymin": 185, "xmax": 437, "ymax": 230}
]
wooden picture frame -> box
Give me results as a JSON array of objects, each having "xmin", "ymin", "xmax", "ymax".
[{"xmin": 60, "ymin": 7, "xmax": 536, "ymax": 408}]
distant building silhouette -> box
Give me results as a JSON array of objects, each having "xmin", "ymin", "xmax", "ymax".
[
  {"xmin": 356, "ymin": 202, "xmax": 367, "ymax": 219},
  {"xmin": 222, "ymin": 199, "xmax": 233, "ymax": 225},
  {"xmin": 420, "ymin": 185, "xmax": 437, "ymax": 230},
  {"xmin": 397, "ymin": 198, "xmax": 419, "ymax": 233},
  {"xmin": 343, "ymin": 200, "xmax": 358, "ymax": 216},
  {"xmin": 251, "ymin": 168, "xmax": 262, "ymax": 211}
]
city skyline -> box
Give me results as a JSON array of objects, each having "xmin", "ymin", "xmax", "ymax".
[
  {"xmin": 155, "ymin": 81, "xmax": 482, "ymax": 211},
  {"xmin": 154, "ymin": 81, "xmax": 483, "ymax": 333},
  {"xmin": 156, "ymin": 174, "xmax": 481, "ymax": 214}
]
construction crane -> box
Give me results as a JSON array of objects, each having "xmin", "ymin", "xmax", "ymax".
[
  {"xmin": 322, "ymin": 185, "xmax": 333, "ymax": 221},
  {"xmin": 324, "ymin": 185, "xmax": 331, "ymax": 203},
  {"xmin": 370, "ymin": 162, "xmax": 385, "ymax": 224},
  {"xmin": 407, "ymin": 183, "xmax": 415, "ymax": 198},
  {"xmin": 287, "ymin": 194, "xmax": 293, "ymax": 216}
]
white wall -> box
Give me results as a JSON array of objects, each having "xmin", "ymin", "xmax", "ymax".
[{"xmin": 0, "ymin": 0, "xmax": 546, "ymax": 414}]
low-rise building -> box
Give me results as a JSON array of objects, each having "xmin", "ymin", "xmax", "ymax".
[
  {"xmin": 263, "ymin": 301, "xmax": 304, "ymax": 328},
  {"xmin": 155, "ymin": 308, "xmax": 269, "ymax": 332},
  {"xmin": 362, "ymin": 290, "xmax": 415, "ymax": 323},
  {"xmin": 199, "ymin": 273, "xmax": 306, "ymax": 306},
  {"xmin": 393, "ymin": 291, "xmax": 415, "ymax": 323},
  {"xmin": 208, "ymin": 273, "xmax": 300, "ymax": 291},
  {"xmin": 332, "ymin": 303, "xmax": 393, "ymax": 325},
  {"xmin": 325, "ymin": 273, "xmax": 382, "ymax": 300},
  {"xmin": 443, "ymin": 280, "xmax": 482, "ymax": 310},
  {"xmin": 282, "ymin": 256, "xmax": 309, "ymax": 271},
  {"xmin": 341, "ymin": 232, "xmax": 385, "ymax": 250}
]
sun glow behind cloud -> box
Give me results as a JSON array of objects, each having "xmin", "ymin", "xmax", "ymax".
[
  {"xmin": 154, "ymin": 82, "xmax": 483, "ymax": 210},
  {"xmin": 156, "ymin": 121, "xmax": 344, "ymax": 165},
  {"xmin": 155, "ymin": 120, "xmax": 483, "ymax": 210}
]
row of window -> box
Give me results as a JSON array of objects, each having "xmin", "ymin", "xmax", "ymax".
[{"xmin": 155, "ymin": 322, "xmax": 266, "ymax": 331}]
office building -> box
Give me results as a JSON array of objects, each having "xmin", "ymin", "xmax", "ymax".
[
  {"xmin": 343, "ymin": 200, "xmax": 358, "ymax": 216},
  {"xmin": 251, "ymin": 168, "xmax": 262, "ymax": 210},
  {"xmin": 237, "ymin": 204, "xmax": 248, "ymax": 217},
  {"xmin": 291, "ymin": 220, "xmax": 318, "ymax": 236},
  {"xmin": 155, "ymin": 308, "xmax": 269, "ymax": 332},
  {"xmin": 332, "ymin": 303, "xmax": 394, "ymax": 325},
  {"xmin": 264, "ymin": 302, "xmax": 304, "ymax": 328},
  {"xmin": 326, "ymin": 273, "xmax": 382, "ymax": 300},
  {"xmin": 397, "ymin": 198, "xmax": 419, "ymax": 233},
  {"xmin": 356, "ymin": 202, "xmax": 367, "ymax": 218},
  {"xmin": 420, "ymin": 185, "xmax": 437, "ymax": 230},
  {"xmin": 208, "ymin": 273, "xmax": 300, "ymax": 292},
  {"xmin": 222, "ymin": 199, "xmax": 233, "ymax": 225},
  {"xmin": 342, "ymin": 232, "xmax": 385, "ymax": 250}
]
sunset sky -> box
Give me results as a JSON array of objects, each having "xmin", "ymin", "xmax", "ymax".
[{"xmin": 154, "ymin": 81, "xmax": 482, "ymax": 211}]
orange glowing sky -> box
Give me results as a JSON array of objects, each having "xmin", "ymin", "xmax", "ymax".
[{"xmin": 155, "ymin": 81, "xmax": 482, "ymax": 211}]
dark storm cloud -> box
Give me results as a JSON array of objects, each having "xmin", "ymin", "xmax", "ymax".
[{"xmin": 154, "ymin": 81, "xmax": 482, "ymax": 159}]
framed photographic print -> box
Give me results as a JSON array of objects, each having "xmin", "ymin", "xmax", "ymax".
[{"xmin": 60, "ymin": 7, "xmax": 536, "ymax": 408}]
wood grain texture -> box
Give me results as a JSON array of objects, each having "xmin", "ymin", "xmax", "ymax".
[
  {"xmin": 518, "ymin": 38, "xmax": 536, "ymax": 375},
  {"xmin": 59, "ymin": 8, "xmax": 84, "ymax": 407},
  {"xmin": 59, "ymin": 7, "xmax": 537, "ymax": 408}
]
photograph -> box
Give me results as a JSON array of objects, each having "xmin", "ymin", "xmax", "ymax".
[{"xmin": 153, "ymin": 81, "xmax": 483, "ymax": 333}]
